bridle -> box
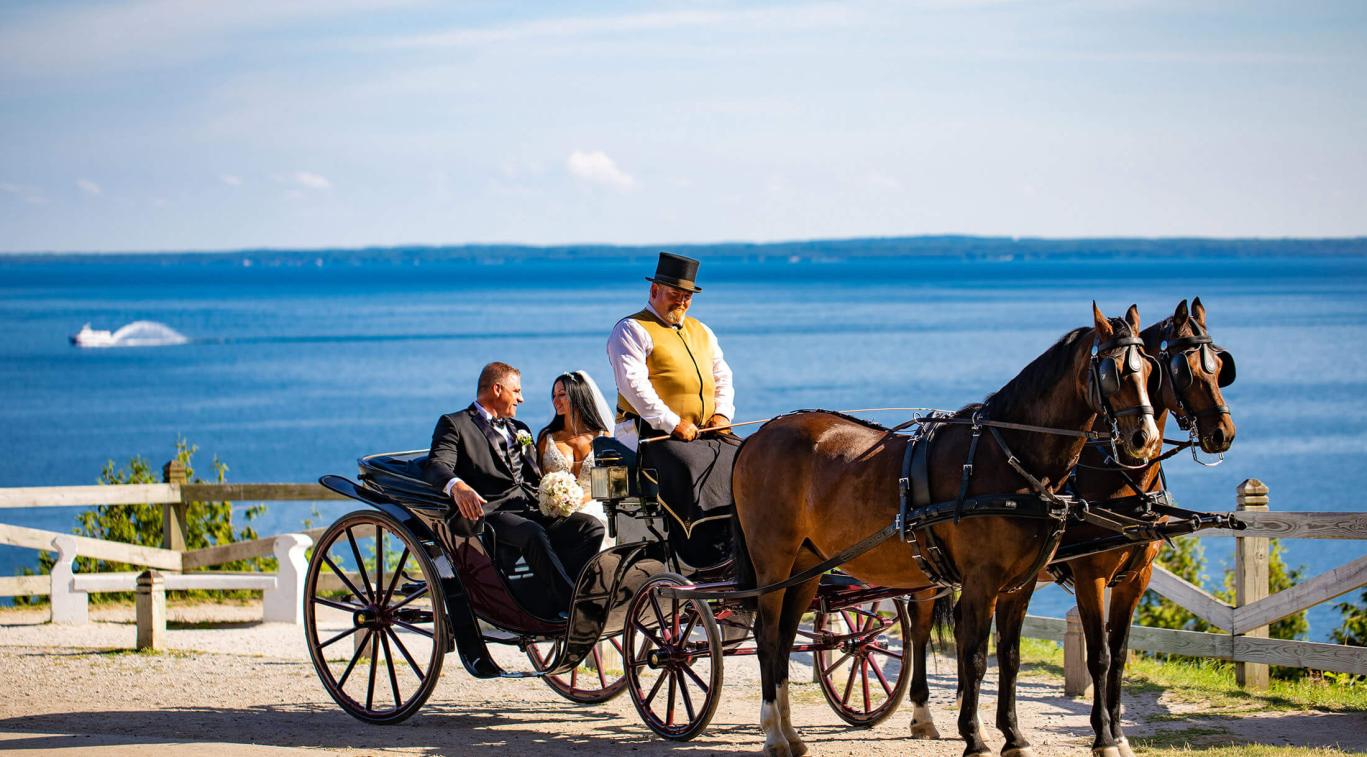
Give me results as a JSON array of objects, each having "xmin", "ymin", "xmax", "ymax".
[{"xmin": 1159, "ymin": 319, "xmax": 1236, "ymax": 466}]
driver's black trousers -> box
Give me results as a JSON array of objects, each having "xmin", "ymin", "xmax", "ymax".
[{"xmin": 485, "ymin": 507, "xmax": 604, "ymax": 615}]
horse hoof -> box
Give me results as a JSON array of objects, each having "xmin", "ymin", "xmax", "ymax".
[
  {"xmin": 1092, "ymin": 748, "xmax": 1122, "ymax": 757},
  {"xmin": 1002, "ymin": 749, "xmax": 1037, "ymax": 757},
  {"xmin": 1116, "ymin": 739, "xmax": 1136, "ymax": 757},
  {"xmin": 763, "ymin": 743, "xmax": 794, "ymax": 757},
  {"xmin": 909, "ymin": 720, "xmax": 940, "ymax": 740}
]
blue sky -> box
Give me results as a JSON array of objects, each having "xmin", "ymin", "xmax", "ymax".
[{"xmin": 0, "ymin": 0, "xmax": 1363, "ymax": 253}]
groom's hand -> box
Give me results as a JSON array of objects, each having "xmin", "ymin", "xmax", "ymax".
[
  {"xmin": 704, "ymin": 414, "xmax": 731, "ymax": 435},
  {"xmin": 450, "ymin": 481, "xmax": 487, "ymax": 520},
  {"xmin": 672, "ymin": 419, "xmax": 699, "ymax": 442}
]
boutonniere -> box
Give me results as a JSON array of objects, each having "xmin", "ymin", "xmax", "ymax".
[{"xmin": 515, "ymin": 430, "xmax": 533, "ymax": 450}]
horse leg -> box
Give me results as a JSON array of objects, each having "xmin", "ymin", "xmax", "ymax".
[
  {"xmin": 775, "ymin": 575, "xmax": 822, "ymax": 757},
  {"xmin": 993, "ymin": 587, "xmax": 1036, "ymax": 757},
  {"xmin": 955, "ymin": 587, "xmax": 997, "ymax": 757},
  {"xmin": 1104, "ymin": 573, "xmax": 1148, "ymax": 757},
  {"xmin": 908, "ymin": 593, "xmax": 942, "ymax": 739},
  {"xmin": 1075, "ymin": 573, "xmax": 1120, "ymax": 757},
  {"xmin": 755, "ymin": 586, "xmax": 796, "ymax": 757}
]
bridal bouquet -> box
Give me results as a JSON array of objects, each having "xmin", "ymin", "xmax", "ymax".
[{"xmin": 537, "ymin": 470, "xmax": 585, "ymax": 519}]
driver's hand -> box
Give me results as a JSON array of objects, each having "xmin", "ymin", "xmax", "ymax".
[
  {"xmin": 672, "ymin": 419, "xmax": 699, "ymax": 442},
  {"xmin": 450, "ymin": 481, "xmax": 487, "ymax": 520},
  {"xmin": 704, "ymin": 414, "xmax": 731, "ymax": 434}
]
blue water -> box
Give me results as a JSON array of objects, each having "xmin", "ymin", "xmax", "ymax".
[{"xmin": 2, "ymin": 241, "xmax": 1365, "ymax": 640}]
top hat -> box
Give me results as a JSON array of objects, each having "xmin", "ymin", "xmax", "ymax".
[{"xmin": 645, "ymin": 252, "xmax": 702, "ymax": 293}]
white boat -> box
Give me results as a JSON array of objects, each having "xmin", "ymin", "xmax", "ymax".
[
  {"xmin": 69, "ymin": 321, "xmax": 188, "ymax": 348},
  {"xmin": 70, "ymin": 323, "xmax": 116, "ymax": 348}
]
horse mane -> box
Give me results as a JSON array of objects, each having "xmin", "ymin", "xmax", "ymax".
[
  {"xmin": 975, "ymin": 317, "xmax": 1134, "ymax": 421},
  {"xmin": 775, "ymin": 408, "xmax": 893, "ymax": 432}
]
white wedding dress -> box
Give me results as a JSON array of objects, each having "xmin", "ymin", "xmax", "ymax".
[{"xmin": 541, "ymin": 439, "xmax": 613, "ymax": 547}]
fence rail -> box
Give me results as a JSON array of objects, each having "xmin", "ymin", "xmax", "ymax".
[{"xmin": 0, "ymin": 467, "xmax": 1364, "ymax": 685}]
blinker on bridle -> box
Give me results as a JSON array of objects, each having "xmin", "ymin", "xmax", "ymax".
[
  {"xmin": 1088, "ymin": 333, "xmax": 1160, "ymax": 420},
  {"xmin": 1159, "ymin": 318, "xmax": 1236, "ymax": 466}
]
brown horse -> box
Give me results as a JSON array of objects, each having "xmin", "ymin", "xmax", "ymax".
[
  {"xmin": 733, "ymin": 304, "xmax": 1162, "ymax": 757},
  {"xmin": 1053, "ymin": 298, "xmax": 1236, "ymax": 757}
]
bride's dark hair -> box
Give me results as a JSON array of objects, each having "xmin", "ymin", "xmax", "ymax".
[{"xmin": 537, "ymin": 372, "xmax": 609, "ymax": 449}]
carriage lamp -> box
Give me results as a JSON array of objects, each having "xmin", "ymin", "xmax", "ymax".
[{"xmin": 591, "ymin": 464, "xmax": 629, "ymax": 501}]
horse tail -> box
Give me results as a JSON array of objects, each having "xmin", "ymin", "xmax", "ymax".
[
  {"xmin": 932, "ymin": 589, "xmax": 955, "ymax": 652},
  {"xmin": 730, "ymin": 513, "xmax": 757, "ymax": 611}
]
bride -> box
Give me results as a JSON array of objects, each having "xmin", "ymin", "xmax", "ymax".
[{"xmin": 536, "ymin": 371, "xmax": 615, "ymax": 543}]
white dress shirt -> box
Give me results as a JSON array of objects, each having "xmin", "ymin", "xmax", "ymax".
[
  {"xmin": 607, "ymin": 302, "xmax": 736, "ymax": 449},
  {"xmin": 443, "ymin": 401, "xmax": 507, "ymax": 495}
]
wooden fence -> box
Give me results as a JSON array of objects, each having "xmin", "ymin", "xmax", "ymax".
[{"xmin": 1, "ymin": 463, "xmax": 1364, "ymax": 689}]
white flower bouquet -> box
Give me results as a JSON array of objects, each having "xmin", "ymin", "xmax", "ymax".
[{"xmin": 537, "ymin": 470, "xmax": 585, "ymax": 519}]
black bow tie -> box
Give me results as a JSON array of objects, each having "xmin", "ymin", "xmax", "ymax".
[{"xmin": 492, "ymin": 417, "xmax": 512, "ymax": 431}]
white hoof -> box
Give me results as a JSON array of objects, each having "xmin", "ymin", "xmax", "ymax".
[
  {"xmin": 763, "ymin": 743, "xmax": 795, "ymax": 757},
  {"xmin": 1003, "ymin": 748, "xmax": 1037, "ymax": 757},
  {"xmin": 1116, "ymin": 738, "xmax": 1135, "ymax": 757},
  {"xmin": 1092, "ymin": 747, "xmax": 1122, "ymax": 757},
  {"xmin": 907, "ymin": 721, "xmax": 940, "ymax": 737}
]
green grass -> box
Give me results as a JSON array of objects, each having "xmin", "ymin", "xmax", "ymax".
[
  {"xmin": 1015, "ymin": 639, "xmax": 1367, "ymax": 714},
  {"xmin": 1136, "ymin": 745, "xmax": 1363, "ymax": 756}
]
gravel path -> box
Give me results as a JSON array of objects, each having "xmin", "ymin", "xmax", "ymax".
[{"xmin": 1, "ymin": 603, "xmax": 1363, "ymax": 756}]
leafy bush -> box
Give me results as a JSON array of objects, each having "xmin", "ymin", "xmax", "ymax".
[
  {"xmin": 1332, "ymin": 589, "xmax": 1366, "ymax": 647},
  {"xmin": 21, "ymin": 439, "xmax": 267, "ymax": 604}
]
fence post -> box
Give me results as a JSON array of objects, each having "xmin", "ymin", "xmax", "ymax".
[
  {"xmin": 263, "ymin": 533, "xmax": 312, "ymax": 623},
  {"xmin": 1064, "ymin": 606, "xmax": 1089, "ymax": 697},
  {"xmin": 162, "ymin": 459, "xmax": 189, "ymax": 556},
  {"xmin": 136, "ymin": 570, "xmax": 166, "ymax": 650},
  {"xmin": 1235, "ymin": 479, "xmax": 1270, "ymax": 690},
  {"xmin": 49, "ymin": 535, "xmax": 88, "ymax": 625}
]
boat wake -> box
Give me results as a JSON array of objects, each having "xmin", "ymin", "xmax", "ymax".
[{"xmin": 70, "ymin": 321, "xmax": 189, "ymax": 348}]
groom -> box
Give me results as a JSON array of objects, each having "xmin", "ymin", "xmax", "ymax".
[{"xmin": 423, "ymin": 361, "xmax": 604, "ymax": 616}]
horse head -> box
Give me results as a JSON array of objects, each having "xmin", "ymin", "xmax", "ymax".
[
  {"xmin": 1150, "ymin": 297, "xmax": 1237, "ymax": 453},
  {"xmin": 1089, "ymin": 302, "xmax": 1163, "ymax": 463}
]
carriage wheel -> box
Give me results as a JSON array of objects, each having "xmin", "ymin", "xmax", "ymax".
[
  {"xmin": 304, "ymin": 509, "xmax": 448, "ymax": 724},
  {"xmin": 624, "ymin": 572, "xmax": 723, "ymax": 740},
  {"xmin": 813, "ymin": 597, "xmax": 911, "ymax": 726},
  {"xmin": 526, "ymin": 633, "xmax": 629, "ymax": 704}
]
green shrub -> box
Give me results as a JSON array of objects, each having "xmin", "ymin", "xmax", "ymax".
[
  {"xmin": 20, "ymin": 439, "xmax": 266, "ymax": 604},
  {"xmin": 1332, "ymin": 589, "xmax": 1366, "ymax": 647}
]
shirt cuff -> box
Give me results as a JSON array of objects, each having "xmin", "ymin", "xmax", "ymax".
[{"xmin": 443, "ymin": 477, "xmax": 462, "ymax": 495}]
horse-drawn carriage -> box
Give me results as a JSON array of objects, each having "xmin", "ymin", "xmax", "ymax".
[
  {"xmin": 306, "ymin": 300, "xmax": 1246, "ymax": 756},
  {"xmin": 309, "ymin": 439, "xmax": 927, "ymax": 738}
]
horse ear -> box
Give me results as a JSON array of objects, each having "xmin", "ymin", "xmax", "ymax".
[
  {"xmin": 1192, "ymin": 297, "xmax": 1208, "ymax": 328},
  {"xmin": 1173, "ymin": 298, "xmax": 1190, "ymax": 326},
  {"xmin": 1125, "ymin": 304, "xmax": 1142, "ymax": 334},
  {"xmin": 1092, "ymin": 301, "xmax": 1114, "ymax": 340}
]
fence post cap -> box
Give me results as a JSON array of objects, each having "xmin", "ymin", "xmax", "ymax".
[
  {"xmin": 1237, "ymin": 479, "xmax": 1268, "ymax": 496},
  {"xmin": 162, "ymin": 459, "xmax": 188, "ymax": 484},
  {"xmin": 136, "ymin": 569, "xmax": 164, "ymax": 587}
]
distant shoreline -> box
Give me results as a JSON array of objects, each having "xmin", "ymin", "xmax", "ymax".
[{"xmin": 3, "ymin": 234, "xmax": 1367, "ymax": 262}]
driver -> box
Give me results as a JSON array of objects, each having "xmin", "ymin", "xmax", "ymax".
[{"xmin": 423, "ymin": 362, "xmax": 604, "ymax": 617}]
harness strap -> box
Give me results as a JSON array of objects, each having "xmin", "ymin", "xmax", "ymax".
[
  {"xmin": 954, "ymin": 420, "xmax": 984, "ymax": 524},
  {"xmin": 916, "ymin": 415, "xmax": 1110, "ymax": 440}
]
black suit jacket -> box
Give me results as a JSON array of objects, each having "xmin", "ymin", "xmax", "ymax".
[{"xmin": 423, "ymin": 404, "xmax": 542, "ymax": 514}]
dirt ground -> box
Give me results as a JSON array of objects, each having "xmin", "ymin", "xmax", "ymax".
[{"xmin": 0, "ymin": 602, "xmax": 1363, "ymax": 756}]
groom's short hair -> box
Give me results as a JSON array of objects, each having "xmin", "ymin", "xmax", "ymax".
[{"xmin": 477, "ymin": 361, "xmax": 520, "ymax": 394}]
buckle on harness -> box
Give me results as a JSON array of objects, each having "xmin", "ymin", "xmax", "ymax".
[
  {"xmin": 962, "ymin": 463, "xmax": 973, "ymax": 477},
  {"xmin": 898, "ymin": 476, "xmax": 910, "ymax": 493}
]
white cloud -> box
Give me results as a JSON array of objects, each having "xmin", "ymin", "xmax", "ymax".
[
  {"xmin": 274, "ymin": 171, "xmax": 333, "ymax": 190},
  {"xmin": 0, "ymin": 182, "xmax": 47, "ymax": 204},
  {"xmin": 220, "ymin": 174, "xmax": 243, "ymax": 186},
  {"xmin": 76, "ymin": 178, "xmax": 102, "ymax": 196},
  {"xmin": 567, "ymin": 150, "xmax": 634, "ymax": 190}
]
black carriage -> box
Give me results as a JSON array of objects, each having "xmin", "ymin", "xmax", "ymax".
[{"xmin": 307, "ymin": 440, "xmax": 922, "ymax": 738}]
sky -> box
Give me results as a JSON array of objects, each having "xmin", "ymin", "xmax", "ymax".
[{"xmin": 0, "ymin": 0, "xmax": 1364, "ymax": 253}]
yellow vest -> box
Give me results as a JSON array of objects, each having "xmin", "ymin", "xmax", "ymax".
[{"xmin": 617, "ymin": 308, "xmax": 716, "ymax": 428}]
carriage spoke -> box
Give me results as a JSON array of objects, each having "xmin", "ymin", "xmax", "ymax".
[
  {"xmin": 648, "ymin": 594, "xmax": 668, "ymax": 638},
  {"xmin": 643, "ymin": 666, "xmax": 669, "ymax": 708},
  {"xmin": 676, "ymin": 667, "xmax": 696, "ymax": 721},
  {"xmin": 868, "ymin": 654, "xmax": 894, "ymax": 698},
  {"xmin": 346, "ymin": 528, "xmax": 376, "ymax": 603},
  {"xmin": 313, "ymin": 595, "xmax": 366, "ymax": 614},
  {"xmin": 868, "ymin": 644, "xmax": 902, "ymax": 659},
  {"xmin": 841, "ymin": 655, "xmax": 859, "ymax": 705},
  {"xmin": 679, "ymin": 660, "xmax": 710, "ymax": 695},
  {"xmin": 318, "ymin": 624, "xmax": 364, "ymax": 649},
  {"xmin": 365, "ymin": 630, "xmax": 380, "ymax": 710},
  {"xmin": 387, "ymin": 585, "xmax": 428, "ymax": 613},
  {"xmin": 679, "ymin": 607, "xmax": 699, "ymax": 644},
  {"xmin": 336, "ymin": 628, "xmax": 373, "ymax": 689},
  {"xmin": 633, "ymin": 619, "xmax": 666, "ymax": 649},
  {"xmin": 861, "ymin": 656, "xmax": 872, "ymax": 713},
  {"xmin": 380, "ymin": 625, "xmax": 402, "ymax": 708},
  {"xmin": 666, "ymin": 669, "xmax": 677, "ymax": 726},
  {"xmin": 323, "ymin": 554, "xmax": 369, "ymax": 603},
  {"xmin": 610, "ymin": 636, "xmax": 625, "ymax": 656},
  {"xmin": 381, "ymin": 548, "xmax": 411, "ymax": 606},
  {"xmin": 384, "ymin": 626, "xmax": 427, "ymax": 681},
  {"xmin": 593, "ymin": 646, "xmax": 608, "ymax": 689},
  {"xmin": 392, "ymin": 619, "xmax": 435, "ymax": 638},
  {"xmin": 822, "ymin": 650, "xmax": 853, "ymax": 677},
  {"xmin": 375, "ymin": 528, "xmax": 385, "ymax": 611}
]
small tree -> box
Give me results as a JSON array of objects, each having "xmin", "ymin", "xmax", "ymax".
[
  {"xmin": 1332, "ymin": 589, "xmax": 1367, "ymax": 647},
  {"xmin": 1138, "ymin": 536, "xmax": 1214, "ymax": 632}
]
